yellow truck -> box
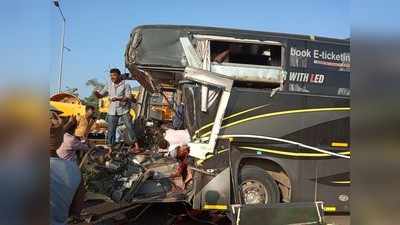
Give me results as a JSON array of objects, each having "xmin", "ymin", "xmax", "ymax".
[
  {"xmin": 98, "ymin": 90, "xmax": 139, "ymax": 119},
  {"xmin": 49, "ymin": 92, "xmax": 85, "ymax": 116},
  {"xmin": 49, "ymin": 91, "xmax": 140, "ymax": 119}
]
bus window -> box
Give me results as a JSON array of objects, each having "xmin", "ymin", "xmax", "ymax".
[{"xmin": 210, "ymin": 41, "xmax": 282, "ymax": 67}]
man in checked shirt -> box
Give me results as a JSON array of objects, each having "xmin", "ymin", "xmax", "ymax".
[{"xmin": 94, "ymin": 68, "xmax": 140, "ymax": 152}]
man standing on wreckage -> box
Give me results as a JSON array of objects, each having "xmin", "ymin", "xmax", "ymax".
[{"xmin": 94, "ymin": 68, "xmax": 140, "ymax": 153}]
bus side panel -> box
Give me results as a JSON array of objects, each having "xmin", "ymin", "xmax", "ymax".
[
  {"xmin": 284, "ymin": 39, "xmax": 350, "ymax": 97},
  {"xmin": 295, "ymin": 95, "xmax": 350, "ymax": 212},
  {"xmin": 216, "ymin": 90, "xmax": 349, "ymax": 212}
]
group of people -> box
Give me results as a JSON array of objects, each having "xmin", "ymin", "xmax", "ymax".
[
  {"xmin": 50, "ymin": 68, "xmax": 141, "ymax": 225},
  {"xmin": 50, "ymin": 68, "xmax": 193, "ymax": 224},
  {"xmin": 49, "ymin": 105, "xmax": 96, "ymax": 225}
]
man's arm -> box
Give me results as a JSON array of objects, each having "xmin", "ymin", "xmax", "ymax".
[
  {"xmin": 214, "ymin": 49, "xmax": 230, "ymax": 63},
  {"xmin": 84, "ymin": 119, "xmax": 96, "ymax": 139},
  {"xmin": 63, "ymin": 116, "xmax": 77, "ymax": 132},
  {"xmin": 72, "ymin": 138, "xmax": 91, "ymax": 152},
  {"xmin": 118, "ymin": 83, "xmax": 132, "ymax": 102},
  {"xmin": 94, "ymin": 85, "xmax": 108, "ymax": 98},
  {"xmin": 170, "ymin": 161, "xmax": 186, "ymax": 178}
]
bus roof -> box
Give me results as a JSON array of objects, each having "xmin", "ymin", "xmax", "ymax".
[
  {"xmin": 125, "ymin": 24, "xmax": 350, "ymax": 96},
  {"xmin": 132, "ymin": 24, "xmax": 349, "ymax": 45}
]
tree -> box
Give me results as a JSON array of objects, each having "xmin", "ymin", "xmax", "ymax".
[
  {"xmin": 86, "ymin": 79, "xmax": 105, "ymax": 90},
  {"xmin": 83, "ymin": 78, "xmax": 105, "ymax": 111},
  {"xmin": 64, "ymin": 86, "xmax": 79, "ymax": 97}
]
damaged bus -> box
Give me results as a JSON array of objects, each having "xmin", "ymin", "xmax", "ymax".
[
  {"xmin": 81, "ymin": 25, "xmax": 349, "ymax": 223},
  {"xmin": 124, "ymin": 25, "xmax": 350, "ymax": 215}
]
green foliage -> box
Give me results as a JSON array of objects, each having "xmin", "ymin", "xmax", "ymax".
[
  {"xmin": 83, "ymin": 78, "xmax": 106, "ymax": 112},
  {"xmin": 86, "ymin": 78, "xmax": 106, "ymax": 90},
  {"xmin": 64, "ymin": 87, "xmax": 79, "ymax": 96}
]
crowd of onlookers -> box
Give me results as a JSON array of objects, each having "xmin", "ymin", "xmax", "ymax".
[
  {"xmin": 49, "ymin": 104, "xmax": 96, "ymax": 225},
  {"xmin": 50, "ymin": 68, "xmax": 192, "ymax": 225},
  {"xmin": 50, "ymin": 68, "xmax": 136, "ymax": 225}
]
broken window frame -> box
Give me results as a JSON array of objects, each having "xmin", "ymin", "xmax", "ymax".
[
  {"xmin": 193, "ymin": 34, "xmax": 285, "ymax": 69},
  {"xmin": 187, "ymin": 35, "xmax": 285, "ymax": 112}
]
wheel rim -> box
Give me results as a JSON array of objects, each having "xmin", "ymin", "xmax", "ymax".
[{"xmin": 240, "ymin": 179, "xmax": 268, "ymax": 204}]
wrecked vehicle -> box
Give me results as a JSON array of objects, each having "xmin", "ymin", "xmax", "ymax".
[
  {"xmin": 82, "ymin": 146, "xmax": 188, "ymax": 203},
  {"xmin": 82, "ymin": 25, "xmax": 350, "ymax": 225}
]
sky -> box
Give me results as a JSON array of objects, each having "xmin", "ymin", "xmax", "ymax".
[{"xmin": 1, "ymin": 0, "xmax": 349, "ymax": 98}]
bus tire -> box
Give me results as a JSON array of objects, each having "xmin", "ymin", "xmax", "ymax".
[{"xmin": 239, "ymin": 165, "xmax": 280, "ymax": 205}]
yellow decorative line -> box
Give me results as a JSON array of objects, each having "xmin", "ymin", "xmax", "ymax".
[
  {"xmin": 217, "ymin": 149, "xmax": 229, "ymax": 154},
  {"xmin": 196, "ymin": 149, "xmax": 230, "ymax": 165},
  {"xmin": 331, "ymin": 142, "xmax": 349, "ymax": 147},
  {"xmin": 201, "ymin": 107, "xmax": 350, "ymax": 138},
  {"xmin": 323, "ymin": 206, "xmax": 337, "ymax": 212},
  {"xmin": 193, "ymin": 104, "xmax": 270, "ymax": 138},
  {"xmin": 239, "ymin": 146, "xmax": 351, "ymax": 158},
  {"xmin": 203, "ymin": 204, "xmax": 228, "ymax": 210},
  {"xmin": 219, "ymin": 134, "xmax": 350, "ymax": 158},
  {"xmin": 331, "ymin": 181, "xmax": 351, "ymax": 184}
]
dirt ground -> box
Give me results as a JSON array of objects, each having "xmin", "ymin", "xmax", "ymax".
[
  {"xmin": 71, "ymin": 201, "xmax": 231, "ymax": 225},
  {"xmin": 71, "ymin": 200, "xmax": 350, "ymax": 225}
]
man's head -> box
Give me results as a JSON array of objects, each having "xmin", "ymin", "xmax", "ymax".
[
  {"xmin": 110, "ymin": 68, "xmax": 121, "ymax": 84},
  {"xmin": 176, "ymin": 144, "xmax": 190, "ymax": 161},
  {"xmin": 85, "ymin": 105, "xmax": 96, "ymax": 118},
  {"xmin": 64, "ymin": 118, "xmax": 78, "ymax": 135},
  {"xmin": 49, "ymin": 107, "xmax": 63, "ymax": 129},
  {"xmin": 158, "ymin": 139, "xmax": 170, "ymax": 150}
]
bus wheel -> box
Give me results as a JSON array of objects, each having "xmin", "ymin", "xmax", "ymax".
[{"xmin": 239, "ymin": 165, "xmax": 280, "ymax": 205}]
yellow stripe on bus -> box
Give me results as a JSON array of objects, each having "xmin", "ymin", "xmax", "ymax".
[
  {"xmin": 202, "ymin": 204, "xmax": 228, "ymax": 210},
  {"xmin": 332, "ymin": 181, "xmax": 351, "ymax": 184},
  {"xmin": 331, "ymin": 142, "xmax": 349, "ymax": 147},
  {"xmin": 201, "ymin": 107, "xmax": 350, "ymax": 137},
  {"xmin": 193, "ymin": 104, "xmax": 270, "ymax": 138},
  {"xmin": 239, "ymin": 146, "xmax": 351, "ymax": 158},
  {"xmin": 323, "ymin": 206, "xmax": 337, "ymax": 212}
]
